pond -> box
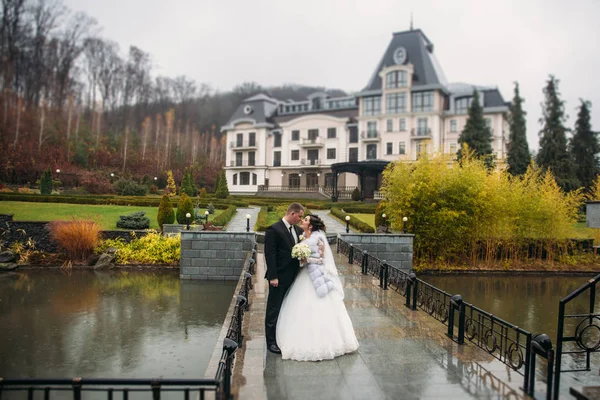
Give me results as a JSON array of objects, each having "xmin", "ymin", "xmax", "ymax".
[{"xmin": 0, "ymin": 270, "xmax": 236, "ymax": 379}]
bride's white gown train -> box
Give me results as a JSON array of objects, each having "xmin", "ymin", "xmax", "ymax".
[{"xmin": 276, "ymin": 231, "xmax": 359, "ymax": 361}]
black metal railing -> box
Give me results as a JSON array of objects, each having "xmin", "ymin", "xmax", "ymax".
[
  {"xmin": 336, "ymin": 238, "xmax": 549, "ymax": 398},
  {"xmin": 1, "ymin": 244, "xmax": 258, "ymax": 400},
  {"xmin": 552, "ymin": 273, "xmax": 600, "ymax": 399}
]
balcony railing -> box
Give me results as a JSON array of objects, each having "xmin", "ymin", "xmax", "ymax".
[
  {"xmin": 300, "ymin": 158, "xmax": 321, "ymax": 166},
  {"xmin": 360, "ymin": 131, "xmax": 380, "ymax": 141},
  {"xmin": 300, "ymin": 137, "xmax": 324, "ymax": 147},
  {"xmin": 258, "ymin": 185, "xmax": 321, "ymax": 192},
  {"xmin": 411, "ymin": 127, "xmax": 431, "ymax": 138},
  {"xmin": 229, "ymin": 141, "xmax": 256, "ymax": 149},
  {"xmin": 230, "ymin": 159, "xmax": 256, "ymax": 167}
]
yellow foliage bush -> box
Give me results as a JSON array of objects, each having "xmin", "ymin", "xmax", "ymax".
[{"xmin": 97, "ymin": 230, "xmax": 180, "ymax": 265}]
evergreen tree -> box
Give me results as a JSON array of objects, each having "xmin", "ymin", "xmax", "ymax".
[
  {"xmin": 181, "ymin": 168, "xmax": 197, "ymax": 196},
  {"xmin": 458, "ymin": 90, "xmax": 493, "ymax": 166},
  {"xmin": 40, "ymin": 168, "xmax": 53, "ymax": 195},
  {"xmin": 537, "ymin": 75, "xmax": 579, "ymax": 191},
  {"xmin": 165, "ymin": 170, "xmax": 177, "ymax": 196},
  {"xmin": 157, "ymin": 194, "xmax": 175, "ymax": 231},
  {"xmin": 176, "ymin": 193, "xmax": 194, "ymax": 224},
  {"xmin": 570, "ymin": 100, "xmax": 599, "ymax": 191},
  {"xmin": 506, "ymin": 82, "xmax": 531, "ymax": 175},
  {"xmin": 215, "ymin": 170, "xmax": 229, "ymax": 199}
]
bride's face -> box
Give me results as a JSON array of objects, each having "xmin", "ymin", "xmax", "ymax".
[{"xmin": 300, "ymin": 216, "xmax": 311, "ymax": 232}]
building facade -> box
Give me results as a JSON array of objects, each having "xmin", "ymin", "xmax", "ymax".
[{"xmin": 222, "ymin": 29, "xmax": 510, "ymax": 197}]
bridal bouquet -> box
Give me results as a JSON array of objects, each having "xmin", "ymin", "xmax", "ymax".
[{"xmin": 291, "ymin": 243, "xmax": 311, "ymax": 264}]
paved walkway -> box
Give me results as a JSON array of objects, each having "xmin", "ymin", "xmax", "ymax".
[
  {"xmin": 226, "ymin": 207, "xmax": 261, "ymax": 232},
  {"xmin": 310, "ymin": 210, "xmax": 353, "ymax": 234},
  {"xmin": 233, "ymin": 248, "xmax": 534, "ymax": 400}
]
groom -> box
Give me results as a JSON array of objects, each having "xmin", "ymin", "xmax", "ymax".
[{"xmin": 264, "ymin": 202, "xmax": 305, "ymax": 354}]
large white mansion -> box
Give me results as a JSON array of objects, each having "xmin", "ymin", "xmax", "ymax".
[{"xmin": 222, "ymin": 29, "xmax": 509, "ymax": 199}]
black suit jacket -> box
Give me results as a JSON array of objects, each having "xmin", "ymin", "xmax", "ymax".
[{"xmin": 264, "ymin": 219, "xmax": 302, "ymax": 286}]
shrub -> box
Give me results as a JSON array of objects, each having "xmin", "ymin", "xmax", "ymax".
[
  {"xmin": 180, "ymin": 169, "xmax": 197, "ymax": 197},
  {"xmin": 212, "ymin": 205, "xmax": 237, "ymax": 227},
  {"xmin": 330, "ymin": 207, "xmax": 375, "ymax": 233},
  {"xmin": 48, "ymin": 218, "xmax": 101, "ymax": 261},
  {"xmin": 40, "ymin": 168, "xmax": 53, "ymax": 195},
  {"xmin": 199, "ymin": 188, "xmax": 207, "ymax": 198},
  {"xmin": 157, "ymin": 194, "xmax": 175, "ymax": 231},
  {"xmin": 116, "ymin": 211, "xmax": 151, "ymax": 229},
  {"xmin": 351, "ymin": 187, "xmax": 360, "ymax": 201},
  {"xmin": 113, "ymin": 177, "xmax": 148, "ymax": 196},
  {"xmin": 176, "ymin": 193, "xmax": 194, "ymax": 224},
  {"xmin": 79, "ymin": 171, "xmax": 113, "ymax": 194},
  {"xmin": 207, "ymin": 203, "xmax": 215, "ymax": 214},
  {"xmin": 97, "ymin": 230, "xmax": 180, "ymax": 265}
]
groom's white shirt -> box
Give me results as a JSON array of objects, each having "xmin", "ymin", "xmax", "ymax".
[{"xmin": 282, "ymin": 218, "xmax": 298, "ymax": 244}]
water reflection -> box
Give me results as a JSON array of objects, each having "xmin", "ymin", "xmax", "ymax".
[{"xmin": 0, "ymin": 270, "xmax": 236, "ymax": 380}]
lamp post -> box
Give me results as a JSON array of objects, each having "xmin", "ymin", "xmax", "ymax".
[
  {"xmin": 345, "ymin": 215, "xmax": 350, "ymax": 233},
  {"xmin": 186, "ymin": 212, "xmax": 191, "ymax": 230},
  {"xmin": 246, "ymin": 213, "xmax": 251, "ymax": 232},
  {"xmin": 403, "ymin": 216, "xmax": 408, "ymax": 233},
  {"xmin": 382, "ymin": 213, "xmax": 387, "ymax": 233},
  {"xmin": 204, "ymin": 210, "xmax": 210, "ymax": 224}
]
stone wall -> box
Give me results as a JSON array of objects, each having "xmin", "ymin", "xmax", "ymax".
[
  {"xmin": 163, "ymin": 224, "xmax": 204, "ymax": 235},
  {"xmin": 180, "ymin": 231, "xmax": 256, "ymax": 280},
  {"xmin": 338, "ymin": 233, "xmax": 414, "ymax": 272}
]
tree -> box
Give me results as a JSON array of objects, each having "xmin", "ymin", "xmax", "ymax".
[
  {"xmin": 458, "ymin": 90, "xmax": 493, "ymax": 166},
  {"xmin": 180, "ymin": 168, "xmax": 197, "ymax": 197},
  {"xmin": 40, "ymin": 167, "xmax": 53, "ymax": 194},
  {"xmin": 215, "ymin": 170, "xmax": 229, "ymax": 199},
  {"xmin": 157, "ymin": 194, "xmax": 175, "ymax": 231},
  {"xmin": 176, "ymin": 193, "xmax": 194, "ymax": 224},
  {"xmin": 570, "ymin": 100, "xmax": 599, "ymax": 191},
  {"xmin": 537, "ymin": 75, "xmax": 579, "ymax": 191},
  {"xmin": 165, "ymin": 170, "xmax": 176, "ymax": 196},
  {"xmin": 506, "ymin": 82, "xmax": 531, "ymax": 175}
]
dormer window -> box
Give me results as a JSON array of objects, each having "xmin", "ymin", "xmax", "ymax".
[
  {"xmin": 386, "ymin": 70, "xmax": 407, "ymax": 89},
  {"xmin": 455, "ymin": 97, "xmax": 472, "ymax": 114}
]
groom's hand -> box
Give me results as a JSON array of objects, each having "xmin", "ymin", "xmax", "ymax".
[{"xmin": 269, "ymin": 278, "xmax": 279, "ymax": 287}]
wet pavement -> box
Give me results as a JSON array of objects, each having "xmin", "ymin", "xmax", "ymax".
[{"xmin": 233, "ymin": 248, "xmax": 540, "ymax": 400}]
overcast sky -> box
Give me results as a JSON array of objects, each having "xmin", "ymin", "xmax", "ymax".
[{"xmin": 63, "ymin": 0, "xmax": 600, "ymax": 151}]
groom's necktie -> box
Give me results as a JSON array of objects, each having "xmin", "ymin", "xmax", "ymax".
[{"xmin": 289, "ymin": 226, "xmax": 296, "ymax": 244}]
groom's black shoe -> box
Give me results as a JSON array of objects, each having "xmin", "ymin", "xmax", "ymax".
[{"xmin": 267, "ymin": 344, "xmax": 282, "ymax": 354}]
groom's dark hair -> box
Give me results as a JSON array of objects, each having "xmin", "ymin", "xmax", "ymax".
[{"xmin": 286, "ymin": 203, "xmax": 304, "ymax": 215}]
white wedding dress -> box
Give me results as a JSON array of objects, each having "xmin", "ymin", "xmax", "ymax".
[{"xmin": 276, "ymin": 231, "xmax": 359, "ymax": 361}]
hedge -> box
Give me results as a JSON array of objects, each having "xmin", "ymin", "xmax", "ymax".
[
  {"xmin": 212, "ymin": 205, "xmax": 238, "ymax": 227},
  {"xmin": 330, "ymin": 207, "xmax": 375, "ymax": 233}
]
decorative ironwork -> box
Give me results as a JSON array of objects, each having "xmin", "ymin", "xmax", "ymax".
[
  {"xmin": 553, "ymin": 273, "xmax": 600, "ymax": 399},
  {"xmin": 415, "ymin": 279, "xmax": 451, "ymax": 324}
]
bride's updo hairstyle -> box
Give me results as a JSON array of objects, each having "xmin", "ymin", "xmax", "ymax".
[{"xmin": 308, "ymin": 214, "xmax": 326, "ymax": 232}]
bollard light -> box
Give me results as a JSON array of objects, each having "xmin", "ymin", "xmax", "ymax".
[
  {"xmin": 345, "ymin": 215, "xmax": 350, "ymax": 233},
  {"xmin": 382, "ymin": 213, "xmax": 388, "ymax": 233},
  {"xmin": 186, "ymin": 212, "xmax": 191, "ymax": 230},
  {"xmin": 246, "ymin": 213, "xmax": 251, "ymax": 232},
  {"xmin": 403, "ymin": 216, "xmax": 408, "ymax": 233},
  {"xmin": 153, "ymin": 176, "xmax": 157, "ymax": 181},
  {"xmin": 204, "ymin": 210, "xmax": 210, "ymax": 224},
  {"xmin": 56, "ymin": 169, "xmax": 60, "ymax": 174}
]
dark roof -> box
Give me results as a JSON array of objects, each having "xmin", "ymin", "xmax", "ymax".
[
  {"xmin": 362, "ymin": 29, "xmax": 447, "ymax": 92},
  {"xmin": 224, "ymin": 98, "xmax": 276, "ymax": 127},
  {"xmin": 331, "ymin": 160, "xmax": 390, "ymax": 175},
  {"xmin": 481, "ymin": 89, "xmax": 508, "ymax": 108},
  {"xmin": 272, "ymin": 108, "xmax": 358, "ymax": 124}
]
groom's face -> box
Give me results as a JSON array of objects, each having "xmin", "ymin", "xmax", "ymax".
[{"xmin": 290, "ymin": 210, "xmax": 304, "ymax": 225}]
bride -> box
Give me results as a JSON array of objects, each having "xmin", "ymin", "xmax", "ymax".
[{"xmin": 276, "ymin": 214, "xmax": 359, "ymax": 361}]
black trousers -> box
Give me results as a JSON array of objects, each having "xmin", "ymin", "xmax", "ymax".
[{"xmin": 265, "ymin": 281, "xmax": 292, "ymax": 346}]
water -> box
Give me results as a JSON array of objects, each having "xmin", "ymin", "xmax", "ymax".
[
  {"xmin": 0, "ymin": 270, "xmax": 236, "ymax": 379},
  {"xmin": 423, "ymin": 273, "xmax": 600, "ymax": 392}
]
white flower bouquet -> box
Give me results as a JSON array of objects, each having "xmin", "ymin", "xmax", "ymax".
[{"xmin": 291, "ymin": 243, "xmax": 311, "ymax": 263}]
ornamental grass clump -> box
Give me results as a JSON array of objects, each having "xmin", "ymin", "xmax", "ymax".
[{"xmin": 48, "ymin": 218, "xmax": 102, "ymax": 262}]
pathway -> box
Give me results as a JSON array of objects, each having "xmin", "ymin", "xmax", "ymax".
[
  {"xmin": 225, "ymin": 207, "xmax": 261, "ymax": 232},
  {"xmin": 233, "ymin": 247, "xmax": 533, "ymax": 400}
]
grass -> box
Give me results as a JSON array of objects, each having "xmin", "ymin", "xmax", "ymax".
[
  {"xmin": 351, "ymin": 213, "xmax": 376, "ymax": 229},
  {"xmin": 0, "ymin": 201, "xmax": 222, "ymax": 230}
]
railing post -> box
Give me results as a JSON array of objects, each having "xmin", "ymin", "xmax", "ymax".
[
  {"xmin": 412, "ymin": 279, "xmax": 418, "ymax": 310},
  {"xmin": 361, "ymin": 251, "xmax": 368, "ymax": 275},
  {"xmin": 222, "ymin": 338, "xmax": 238, "ymax": 400},
  {"xmin": 447, "ymin": 295, "xmax": 464, "ymax": 344},
  {"xmin": 71, "ymin": 378, "xmax": 82, "ymax": 400},
  {"xmin": 151, "ymin": 379, "xmax": 161, "ymax": 400},
  {"xmin": 236, "ymin": 295, "xmax": 247, "ymax": 346},
  {"xmin": 379, "ymin": 262, "xmax": 384, "ymax": 288},
  {"xmin": 382, "ymin": 262, "xmax": 389, "ymax": 290},
  {"xmin": 348, "ymin": 244, "xmax": 354, "ymax": 264},
  {"xmin": 528, "ymin": 333, "xmax": 554, "ymax": 399},
  {"xmin": 457, "ymin": 302, "xmax": 465, "ymax": 345},
  {"xmin": 406, "ymin": 272, "xmax": 416, "ymax": 308}
]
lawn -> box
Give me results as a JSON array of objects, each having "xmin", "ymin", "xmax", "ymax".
[{"xmin": 0, "ymin": 201, "xmax": 221, "ymax": 230}]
